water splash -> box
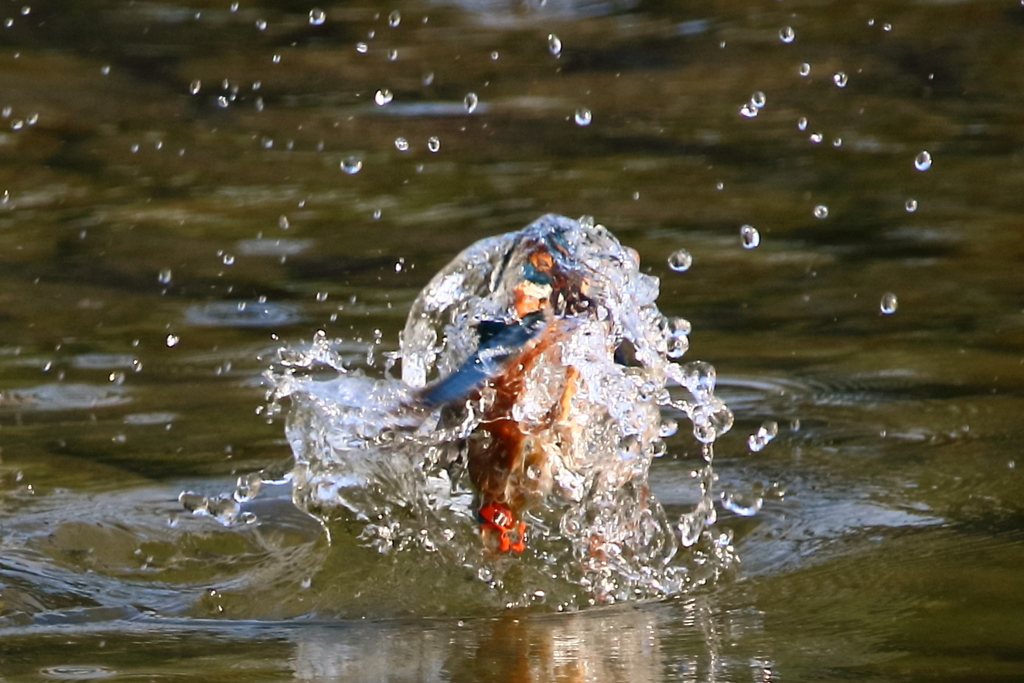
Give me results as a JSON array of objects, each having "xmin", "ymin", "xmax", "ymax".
[{"xmin": 259, "ymin": 215, "xmax": 736, "ymax": 607}]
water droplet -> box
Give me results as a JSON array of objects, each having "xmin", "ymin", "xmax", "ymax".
[
  {"xmin": 779, "ymin": 26, "xmax": 795, "ymax": 43},
  {"xmin": 809, "ymin": 132, "xmax": 823, "ymax": 143},
  {"xmin": 574, "ymin": 108, "xmax": 592, "ymax": 126},
  {"xmin": 373, "ymin": 208, "xmax": 382, "ymax": 220},
  {"xmin": 216, "ymin": 94, "xmax": 229, "ymax": 108},
  {"xmin": 813, "ymin": 205, "xmax": 829, "ymax": 219},
  {"xmin": 260, "ymin": 137, "xmax": 273, "ymax": 149},
  {"xmin": 222, "ymin": 253, "xmax": 235, "ymax": 266},
  {"xmin": 905, "ymin": 198, "xmax": 918, "ymax": 213},
  {"xmin": 356, "ymin": 42, "xmax": 368, "ymax": 54},
  {"xmin": 739, "ymin": 103, "xmax": 758, "ymax": 118},
  {"xmin": 880, "ymin": 292, "xmax": 898, "ymax": 314},
  {"xmin": 20, "ymin": 5, "xmax": 30, "ymax": 15},
  {"xmin": 388, "ymin": 10, "xmax": 401, "ymax": 27},
  {"xmin": 747, "ymin": 420, "xmax": 778, "ymax": 452},
  {"xmin": 166, "ymin": 334, "xmax": 180, "ymax": 347},
  {"xmin": 883, "ymin": 23, "xmax": 892, "ymax": 32},
  {"xmin": 427, "ymin": 136, "xmax": 440, "ymax": 152},
  {"xmin": 394, "ymin": 136, "xmax": 409, "ymax": 151},
  {"xmin": 464, "ymin": 92, "xmax": 478, "ymax": 113},
  {"xmin": 130, "ymin": 143, "xmax": 140, "ymax": 153},
  {"xmin": 316, "ymin": 291, "xmax": 329, "ymax": 302},
  {"xmin": 797, "ymin": 116, "xmax": 808, "ymax": 130},
  {"xmin": 491, "ymin": 51, "xmax": 499, "ymax": 60},
  {"xmin": 721, "ymin": 493, "xmax": 763, "ymax": 516},
  {"xmin": 158, "ymin": 268, "xmax": 172, "ymax": 285},
  {"xmin": 832, "ymin": 137, "xmax": 842, "ymax": 147},
  {"xmin": 716, "ymin": 181, "xmax": 724, "ymax": 191},
  {"xmin": 255, "ymin": 19, "xmax": 266, "ymax": 30},
  {"xmin": 100, "ymin": 65, "xmax": 111, "ymax": 75},
  {"xmin": 278, "ymin": 214, "xmax": 290, "ymax": 229},
  {"xmin": 422, "ymin": 71, "xmax": 434, "ymax": 86},
  {"xmin": 10, "ymin": 119, "xmax": 22, "ymax": 130},
  {"xmin": 388, "ymin": 49, "xmax": 398, "ymax": 61},
  {"xmin": 667, "ymin": 249, "xmax": 693, "ymax": 272},
  {"xmin": 799, "ymin": 62, "xmax": 811, "ymax": 76},
  {"xmin": 750, "ymin": 91, "xmax": 767, "ymax": 108},
  {"xmin": 309, "ymin": 8, "xmax": 326, "ymax": 25},
  {"xmin": 740, "ymin": 224, "xmax": 760, "ymax": 249},
  {"xmin": 833, "ymin": 71, "xmax": 848, "ymax": 88},
  {"xmin": 230, "ymin": 2, "xmax": 239, "ymax": 11},
  {"xmin": 189, "ymin": 79, "xmax": 201, "ymax": 95},
  {"xmin": 914, "ymin": 150, "xmax": 932, "ymax": 171},
  {"xmin": 341, "ymin": 156, "xmax": 363, "ymax": 174},
  {"xmin": 548, "ymin": 33, "xmax": 562, "ymax": 56},
  {"xmin": 374, "ymin": 88, "xmax": 393, "ymax": 106},
  {"xmin": 272, "ymin": 54, "xmax": 281, "ymax": 64}
]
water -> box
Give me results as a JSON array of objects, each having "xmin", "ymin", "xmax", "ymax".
[{"xmin": 3, "ymin": 1, "xmax": 1024, "ymax": 680}]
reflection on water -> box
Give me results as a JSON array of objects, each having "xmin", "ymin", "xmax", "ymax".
[{"xmin": 3, "ymin": 0, "xmax": 1024, "ymax": 679}]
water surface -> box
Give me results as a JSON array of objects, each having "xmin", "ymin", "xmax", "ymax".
[{"xmin": 2, "ymin": 0, "xmax": 1024, "ymax": 680}]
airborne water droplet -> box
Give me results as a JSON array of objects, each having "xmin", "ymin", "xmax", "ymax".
[
  {"xmin": 740, "ymin": 224, "xmax": 760, "ymax": 249},
  {"xmin": 166, "ymin": 334, "xmax": 180, "ymax": 347},
  {"xmin": 750, "ymin": 91, "xmax": 766, "ymax": 108},
  {"xmin": 388, "ymin": 10, "xmax": 401, "ymax": 27},
  {"xmin": 739, "ymin": 103, "xmax": 758, "ymax": 118},
  {"xmin": 833, "ymin": 71, "xmax": 849, "ymax": 87},
  {"xmin": 914, "ymin": 150, "xmax": 932, "ymax": 171},
  {"xmin": 189, "ymin": 79, "xmax": 201, "ymax": 95},
  {"xmin": 813, "ymin": 205, "xmax": 829, "ymax": 219},
  {"xmin": 574, "ymin": 108, "xmax": 592, "ymax": 126},
  {"xmin": 880, "ymin": 292, "xmax": 898, "ymax": 314},
  {"xmin": 779, "ymin": 26, "xmax": 795, "ymax": 43},
  {"xmin": 809, "ymin": 132, "xmax": 823, "ymax": 143},
  {"xmin": 464, "ymin": 92, "xmax": 478, "ymax": 113},
  {"xmin": 905, "ymin": 198, "xmax": 918, "ymax": 213},
  {"xmin": 374, "ymin": 88, "xmax": 393, "ymax": 106},
  {"xmin": 422, "ymin": 72, "xmax": 434, "ymax": 86},
  {"xmin": 308, "ymin": 8, "xmax": 326, "ymax": 25},
  {"xmin": 158, "ymin": 268, "xmax": 172, "ymax": 285},
  {"xmin": 356, "ymin": 42, "xmax": 368, "ymax": 54},
  {"xmin": 667, "ymin": 249, "xmax": 693, "ymax": 272},
  {"xmin": 394, "ymin": 137, "xmax": 409, "ymax": 151},
  {"xmin": 797, "ymin": 116, "xmax": 808, "ymax": 131},
  {"xmin": 278, "ymin": 214, "xmax": 290, "ymax": 229},
  {"xmin": 799, "ymin": 62, "xmax": 811, "ymax": 76},
  {"xmin": 427, "ymin": 136, "xmax": 440, "ymax": 152},
  {"xmin": 548, "ymin": 33, "xmax": 562, "ymax": 56},
  {"xmin": 341, "ymin": 156, "xmax": 363, "ymax": 174}
]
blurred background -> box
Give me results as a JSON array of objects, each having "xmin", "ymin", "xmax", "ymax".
[{"xmin": 2, "ymin": 0, "xmax": 1024, "ymax": 680}]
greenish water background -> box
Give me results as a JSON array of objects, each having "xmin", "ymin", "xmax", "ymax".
[{"xmin": 2, "ymin": 0, "xmax": 1024, "ymax": 680}]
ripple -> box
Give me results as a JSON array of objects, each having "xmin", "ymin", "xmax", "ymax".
[
  {"xmin": 0, "ymin": 383, "xmax": 130, "ymax": 411},
  {"xmin": 184, "ymin": 301, "xmax": 303, "ymax": 328},
  {"xmin": 40, "ymin": 665, "xmax": 114, "ymax": 680}
]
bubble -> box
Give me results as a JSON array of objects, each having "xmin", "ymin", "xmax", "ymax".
[
  {"xmin": 464, "ymin": 92, "xmax": 478, "ymax": 113},
  {"xmin": 189, "ymin": 79, "xmax": 201, "ymax": 95},
  {"xmin": 740, "ymin": 224, "xmax": 760, "ymax": 249},
  {"xmin": 779, "ymin": 26, "xmax": 795, "ymax": 43},
  {"xmin": 880, "ymin": 292, "xmax": 898, "ymax": 314},
  {"xmin": 813, "ymin": 205, "xmax": 829, "ymax": 219},
  {"xmin": 905, "ymin": 198, "xmax": 918, "ymax": 213},
  {"xmin": 374, "ymin": 88, "xmax": 393, "ymax": 106},
  {"xmin": 309, "ymin": 8, "xmax": 326, "ymax": 25},
  {"xmin": 548, "ymin": 33, "xmax": 562, "ymax": 56},
  {"xmin": 914, "ymin": 150, "xmax": 932, "ymax": 171},
  {"xmin": 356, "ymin": 42, "xmax": 368, "ymax": 54},
  {"xmin": 833, "ymin": 71, "xmax": 848, "ymax": 88},
  {"xmin": 574, "ymin": 108, "xmax": 592, "ymax": 126},
  {"xmin": 394, "ymin": 137, "xmax": 409, "ymax": 151},
  {"xmin": 797, "ymin": 116, "xmax": 808, "ymax": 131},
  {"xmin": 388, "ymin": 10, "xmax": 401, "ymax": 27},
  {"xmin": 746, "ymin": 420, "xmax": 778, "ymax": 452},
  {"xmin": 166, "ymin": 334, "xmax": 180, "ymax": 347},
  {"xmin": 667, "ymin": 249, "xmax": 693, "ymax": 272},
  {"xmin": 739, "ymin": 103, "xmax": 758, "ymax": 118},
  {"xmin": 750, "ymin": 91, "xmax": 766, "ymax": 108},
  {"xmin": 799, "ymin": 62, "xmax": 811, "ymax": 76},
  {"xmin": 427, "ymin": 136, "xmax": 440, "ymax": 152},
  {"xmin": 158, "ymin": 268, "xmax": 172, "ymax": 285},
  {"xmin": 341, "ymin": 156, "xmax": 363, "ymax": 174}
]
